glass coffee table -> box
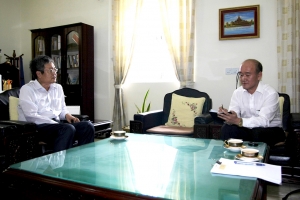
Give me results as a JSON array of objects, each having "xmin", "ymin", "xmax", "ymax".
[{"xmin": 2, "ymin": 133, "xmax": 268, "ymax": 199}]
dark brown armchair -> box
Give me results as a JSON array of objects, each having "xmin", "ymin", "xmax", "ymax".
[
  {"xmin": 130, "ymin": 88, "xmax": 213, "ymax": 137},
  {"xmin": 0, "ymin": 87, "xmax": 89, "ymax": 172}
]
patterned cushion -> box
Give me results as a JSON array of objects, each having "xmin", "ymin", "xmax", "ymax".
[{"xmin": 165, "ymin": 93, "xmax": 206, "ymax": 127}]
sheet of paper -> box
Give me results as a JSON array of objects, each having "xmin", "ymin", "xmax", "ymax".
[
  {"xmin": 66, "ymin": 106, "xmax": 80, "ymax": 114},
  {"xmin": 210, "ymin": 158, "xmax": 282, "ymax": 185}
]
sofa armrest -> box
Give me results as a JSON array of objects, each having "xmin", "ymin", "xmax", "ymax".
[
  {"xmin": 0, "ymin": 120, "xmax": 36, "ymax": 134},
  {"xmin": 134, "ymin": 110, "xmax": 164, "ymax": 133},
  {"xmin": 0, "ymin": 121, "xmax": 39, "ymax": 169},
  {"xmin": 194, "ymin": 113, "xmax": 213, "ymax": 124}
]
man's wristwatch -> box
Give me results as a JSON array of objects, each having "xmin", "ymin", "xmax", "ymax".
[{"xmin": 238, "ymin": 118, "xmax": 243, "ymax": 127}]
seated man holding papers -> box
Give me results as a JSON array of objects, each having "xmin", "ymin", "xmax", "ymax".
[{"xmin": 217, "ymin": 59, "xmax": 285, "ymax": 147}]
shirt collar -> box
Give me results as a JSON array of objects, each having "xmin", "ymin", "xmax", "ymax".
[
  {"xmin": 255, "ymin": 82, "xmax": 263, "ymax": 94},
  {"xmin": 242, "ymin": 81, "xmax": 263, "ymax": 94},
  {"xmin": 32, "ymin": 79, "xmax": 57, "ymax": 91}
]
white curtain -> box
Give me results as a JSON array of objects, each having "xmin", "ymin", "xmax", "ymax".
[
  {"xmin": 112, "ymin": 0, "xmax": 144, "ymax": 130},
  {"xmin": 277, "ymin": 0, "xmax": 300, "ymax": 112},
  {"xmin": 159, "ymin": 0, "xmax": 195, "ymax": 88}
]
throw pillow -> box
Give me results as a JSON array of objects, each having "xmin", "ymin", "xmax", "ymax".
[
  {"xmin": 165, "ymin": 93, "xmax": 206, "ymax": 127},
  {"xmin": 9, "ymin": 96, "xmax": 19, "ymax": 120}
]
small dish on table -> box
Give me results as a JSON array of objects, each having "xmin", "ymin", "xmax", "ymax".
[
  {"xmin": 223, "ymin": 144, "xmax": 246, "ymax": 152},
  {"xmin": 235, "ymin": 153, "xmax": 263, "ymax": 162},
  {"xmin": 110, "ymin": 135, "xmax": 128, "ymax": 140}
]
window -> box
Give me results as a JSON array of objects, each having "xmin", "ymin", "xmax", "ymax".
[{"xmin": 125, "ymin": 0, "xmax": 177, "ymax": 83}]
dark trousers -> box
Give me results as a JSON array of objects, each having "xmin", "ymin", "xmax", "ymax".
[
  {"xmin": 220, "ymin": 124, "xmax": 286, "ymax": 147},
  {"xmin": 37, "ymin": 121, "xmax": 95, "ymax": 152}
]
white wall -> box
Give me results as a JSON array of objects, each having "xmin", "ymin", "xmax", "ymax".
[
  {"xmin": 195, "ymin": 0, "xmax": 277, "ymax": 111},
  {"xmin": 18, "ymin": 0, "xmax": 113, "ymax": 121},
  {"xmin": 0, "ymin": 0, "xmax": 277, "ymax": 125},
  {"xmin": 0, "ymin": 0, "xmax": 21, "ymax": 63},
  {"xmin": 125, "ymin": 0, "xmax": 277, "ymax": 123}
]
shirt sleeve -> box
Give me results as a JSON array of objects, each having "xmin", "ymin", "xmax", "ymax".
[
  {"xmin": 228, "ymin": 90, "xmax": 241, "ymax": 117},
  {"xmin": 58, "ymin": 87, "xmax": 69, "ymax": 120}
]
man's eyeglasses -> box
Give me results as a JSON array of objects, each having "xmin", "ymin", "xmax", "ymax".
[{"xmin": 44, "ymin": 68, "xmax": 58, "ymax": 74}]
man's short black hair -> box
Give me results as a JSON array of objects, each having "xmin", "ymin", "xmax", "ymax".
[
  {"xmin": 245, "ymin": 59, "xmax": 263, "ymax": 73},
  {"xmin": 30, "ymin": 55, "xmax": 54, "ymax": 80}
]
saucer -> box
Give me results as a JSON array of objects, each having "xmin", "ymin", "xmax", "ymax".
[
  {"xmin": 110, "ymin": 135, "xmax": 128, "ymax": 140},
  {"xmin": 235, "ymin": 154, "xmax": 263, "ymax": 162},
  {"xmin": 223, "ymin": 145, "xmax": 246, "ymax": 152}
]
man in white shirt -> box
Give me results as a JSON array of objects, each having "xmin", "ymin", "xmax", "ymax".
[
  {"xmin": 18, "ymin": 55, "xmax": 94, "ymax": 152},
  {"xmin": 218, "ymin": 59, "xmax": 286, "ymax": 147}
]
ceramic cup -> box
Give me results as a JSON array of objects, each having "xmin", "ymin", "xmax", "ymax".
[
  {"xmin": 224, "ymin": 139, "xmax": 243, "ymax": 147},
  {"xmin": 241, "ymin": 148, "xmax": 259, "ymax": 157},
  {"xmin": 111, "ymin": 130, "xmax": 126, "ymax": 137}
]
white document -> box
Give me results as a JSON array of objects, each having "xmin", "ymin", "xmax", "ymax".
[
  {"xmin": 66, "ymin": 106, "xmax": 80, "ymax": 114},
  {"xmin": 210, "ymin": 158, "xmax": 282, "ymax": 185}
]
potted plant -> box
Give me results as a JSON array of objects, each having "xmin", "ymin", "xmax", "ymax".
[
  {"xmin": 135, "ymin": 89, "xmax": 151, "ymax": 113},
  {"xmin": 123, "ymin": 89, "xmax": 151, "ymax": 132}
]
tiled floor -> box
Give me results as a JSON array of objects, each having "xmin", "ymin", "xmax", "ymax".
[{"xmin": 267, "ymin": 182, "xmax": 300, "ymax": 200}]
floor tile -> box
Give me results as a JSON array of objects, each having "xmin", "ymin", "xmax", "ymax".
[{"xmin": 267, "ymin": 182, "xmax": 300, "ymax": 200}]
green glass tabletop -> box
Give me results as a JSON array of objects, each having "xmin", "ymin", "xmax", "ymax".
[{"xmin": 9, "ymin": 133, "xmax": 267, "ymax": 200}]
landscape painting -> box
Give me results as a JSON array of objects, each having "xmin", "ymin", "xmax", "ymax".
[{"xmin": 219, "ymin": 5, "xmax": 260, "ymax": 40}]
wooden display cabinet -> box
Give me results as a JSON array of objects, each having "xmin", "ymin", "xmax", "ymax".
[{"xmin": 31, "ymin": 23, "xmax": 94, "ymax": 121}]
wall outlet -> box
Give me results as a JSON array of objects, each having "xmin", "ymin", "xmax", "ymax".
[{"xmin": 225, "ymin": 68, "xmax": 239, "ymax": 75}]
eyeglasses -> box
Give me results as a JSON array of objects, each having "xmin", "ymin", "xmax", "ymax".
[{"xmin": 44, "ymin": 68, "xmax": 58, "ymax": 74}]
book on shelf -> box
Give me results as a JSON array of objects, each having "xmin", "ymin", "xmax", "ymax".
[
  {"xmin": 52, "ymin": 37, "xmax": 58, "ymax": 50},
  {"xmin": 38, "ymin": 39, "xmax": 45, "ymax": 52},
  {"xmin": 68, "ymin": 55, "xmax": 73, "ymax": 68},
  {"xmin": 72, "ymin": 55, "xmax": 77, "ymax": 67},
  {"xmin": 76, "ymin": 54, "xmax": 79, "ymax": 67},
  {"xmin": 57, "ymin": 35, "xmax": 61, "ymax": 50},
  {"xmin": 57, "ymin": 56, "xmax": 61, "ymax": 69},
  {"xmin": 72, "ymin": 33, "xmax": 79, "ymax": 44}
]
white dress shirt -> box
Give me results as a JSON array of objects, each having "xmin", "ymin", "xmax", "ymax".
[
  {"xmin": 18, "ymin": 80, "xmax": 69, "ymax": 125},
  {"xmin": 228, "ymin": 82, "xmax": 282, "ymax": 129}
]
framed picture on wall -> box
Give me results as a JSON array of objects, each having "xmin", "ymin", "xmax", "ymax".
[{"xmin": 219, "ymin": 5, "xmax": 260, "ymax": 40}]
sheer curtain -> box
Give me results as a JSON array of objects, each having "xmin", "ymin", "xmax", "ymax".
[
  {"xmin": 277, "ymin": 0, "xmax": 300, "ymax": 112},
  {"xmin": 112, "ymin": 0, "xmax": 144, "ymax": 130},
  {"xmin": 159, "ymin": 0, "xmax": 195, "ymax": 88}
]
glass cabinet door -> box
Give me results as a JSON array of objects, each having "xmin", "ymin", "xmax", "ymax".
[
  {"xmin": 66, "ymin": 31, "xmax": 79, "ymax": 85},
  {"xmin": 34, "ymin": 36, "xmax": 45, "ymax": 57},
  {"xmin": 51, "ymin": 34, "xmax": 62, "ymax": 84}
]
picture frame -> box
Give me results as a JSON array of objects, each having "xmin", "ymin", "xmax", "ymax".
[{"xmin": 219, "ymin": 5, "xmax": 260, "ymax": 40}]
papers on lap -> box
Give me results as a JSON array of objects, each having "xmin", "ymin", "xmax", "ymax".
[
  {"xmin": 210, "ymin": 158, "xmax": 282, "ymax": 184},
  {"xmin": 209, "ymin": 109, "xmax": 225, "ymax": 124}
]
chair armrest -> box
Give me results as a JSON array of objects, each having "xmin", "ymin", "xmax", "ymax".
[
  {"xmin": 60, "ymin": 115, "xmax": 90, "ymax": 123},
  {"xmin": 0, "ymin": 120, "xmax": 36, "ymax": 134},
  {"xmin": 194, "ymin": 113, "xmax": 213, "ymax": 124},
  {"xmin": 134, "ymin": 110, "xmax": 164, "ymax": 133},
  {"xmin": 72, "ymin": 114, "xmax": 89, "ymax": 121},
  {"xmin": 130, "ymin": 120, "xmax": 143, "ymax": 133}
]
